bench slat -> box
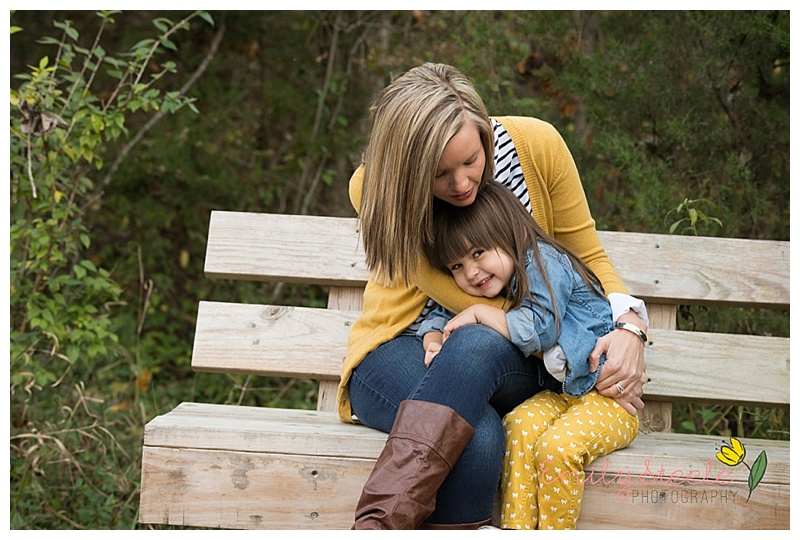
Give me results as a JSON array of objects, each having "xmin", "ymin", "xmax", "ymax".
[
  {"xmin": 642, "ymin": 329, "xmax": 789, "ymax": 406},
  {"xmin": 597, "ymin": 231, "xmax": 789, "ymax": 308},
  {"xmin": 192, "ymin": 301, "xmax": 789, "ymax": 407},
  {"xmin": 140, "ymin": 403, "xmax": 789, "ymax": 529},
  {"xmin": 192, "ymin": 301, "xmax": 354, "ymax": 380},
  {"xmin": 204, "ymin": 211, "xmax": 789, "ymax": 308},
  {"xmin": 143, "ymin": 403, "xmax": 386, "ymax": 458},
  {"xmin": 204, "ymin": 211, "xmax": 368, "ymax": 287}
]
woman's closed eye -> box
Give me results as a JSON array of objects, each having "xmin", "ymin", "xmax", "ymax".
[{"xmin": 434, "ymin": 154, "xmax": 479, "ymax": 179}]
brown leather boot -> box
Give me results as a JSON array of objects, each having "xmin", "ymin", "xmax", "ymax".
[{"xmin": 352, "ymin": 400, "xmax": 475, "ymax": 530}]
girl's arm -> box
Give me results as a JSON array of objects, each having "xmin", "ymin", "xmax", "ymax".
[{"xmin": 443, "ymin": 304, "xmax": 509, "ymax": 341}]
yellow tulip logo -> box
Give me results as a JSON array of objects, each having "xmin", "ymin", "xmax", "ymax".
[
  {"xmin": 715, "ymin": 437, "xmax": 746, "ymax": 466},
  {"xmin": 715, "ymin": 437, "xmax": 768, "ymax": 501}
]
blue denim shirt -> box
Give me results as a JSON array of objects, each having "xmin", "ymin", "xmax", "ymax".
[{"xmin": 418, "ymin": 242, "xmax": 613, "ymax": 397}]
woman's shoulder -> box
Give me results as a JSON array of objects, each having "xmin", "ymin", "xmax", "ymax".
[
  {"xmin": 492, "ymin": 116, "xmax": 568, "ymax": 166},
  {"xmin": 492, "ymin": 116, "xmax": 560, "ymax": 139},
  {"xmin": 348, "ymin": 163, "xmax": 365, "ymax": 212}
]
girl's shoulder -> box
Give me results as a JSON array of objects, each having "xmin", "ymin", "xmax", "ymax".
[
  {"xmin": 525, "ymin": 242, "xmax": 571, "ymax": 275},
  {"xmin": 529, "ymin": 241, "xmax": 566, "ymax": 261}
]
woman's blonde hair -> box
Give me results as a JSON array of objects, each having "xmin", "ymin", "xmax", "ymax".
[
  {"xmin": 359, "ymin": 63, "xmax": 494, "ymax": 285},
  {"xmin": 425, "ymin": 181, "xmax": 605, "ymax": 333}
]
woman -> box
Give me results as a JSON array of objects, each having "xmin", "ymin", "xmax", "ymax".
[{"xmin": 337, "ymin": 63, "xmax": 648, "ymax": 529}]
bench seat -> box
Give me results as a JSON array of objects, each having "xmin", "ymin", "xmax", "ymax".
[{"xmin": 140, "ymin": 402, "xmax": 789, "ymax": 529}]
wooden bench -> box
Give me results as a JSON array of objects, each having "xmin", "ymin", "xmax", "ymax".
[{"xmin": 139, "ymin": 210, "xmax": 790, "ymax": 530}]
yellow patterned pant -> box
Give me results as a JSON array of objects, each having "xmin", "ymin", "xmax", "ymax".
[{"xmin": 500, "ymin": 389, "xmax": 638, "ymax": 530}]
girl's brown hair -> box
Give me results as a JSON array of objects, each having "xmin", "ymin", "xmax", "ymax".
[
  {"xmin": 425, "ymin": 182, "xmax": 605, "ymax": 329},
  {"xmin": 359, "ymin": 63, "xmax": 494, "ymax": 286}
]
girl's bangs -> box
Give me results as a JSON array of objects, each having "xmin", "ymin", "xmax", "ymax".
[{"xmin": 432, "ymin": 210, "xmax": 497, "ymax": 269}]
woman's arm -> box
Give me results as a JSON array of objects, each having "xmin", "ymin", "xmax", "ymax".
[{"xmin": 502, "ymin": 116, "xmax": 647, "ymax": 414}]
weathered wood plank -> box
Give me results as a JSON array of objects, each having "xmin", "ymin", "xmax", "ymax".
[
  {"xmin": 642, "ymin": 329, "xmax": 789, "ymax": 407},
  {"xmin": 143, "ymin": 404, "xmax": 790, "ymax": 480},
  {"xmin": 597, "ymin": 231, "xmax": 789, "ymax": 308},
  {"xmin": 141, "ymin": 445, "xmax": 788, "ymax": 530},
  {"xmin": 191, "ymin": 301, "xmax": 356, "ymax": 380},
  {"xmin": 203, "ymin": 211, "xmax": 789, "ymax": 308},
  {"xmin": 204, "ymin": 211, "xmax": 368, "ymax": 287},
  {"xmin": 577, "ymin": 479, "xmax": 789, "ymax": 530},
  {"xmin": 139, "ymin": 446, "xmax": 371, "ymax": 529},
  {"xmin": 143, "ymin": 403, "xmax": 387, "ymax": 459},
  {"xmin": 191, "ymin": 302, "xmax": 789, "ymax": 407},
  {"xmin": 141, "ymin": 404, "xmax": 789, "ymax": 530}
]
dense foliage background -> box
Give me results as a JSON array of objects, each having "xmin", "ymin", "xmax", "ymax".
[{"xmin": 9, "ymin": 10, "xmax": 789, "ymax": 529}]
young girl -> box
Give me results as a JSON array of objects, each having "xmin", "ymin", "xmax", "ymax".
[{"xmin": 419, "ymin": 181, "xmax": 640, "ymax": 530}]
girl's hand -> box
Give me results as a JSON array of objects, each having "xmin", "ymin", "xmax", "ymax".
[
  {"xmin": 443, "ymin": 304, "xmax": 509, "ymax": 341},
  {"xmin": 590, "ymin": 312, "xmax": 648, "ymax": 415},
  {"xmin": 424, "ymin": 341, "xmax": 442, "ymax": 367},
  {"xmin": 442, "ymin": 305, "xmax": 481, "ymax": 337}
]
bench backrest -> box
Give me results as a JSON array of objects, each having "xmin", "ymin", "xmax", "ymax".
[{"xmin": 193, "ymin": 211, "xmax": 790, "ymax": 431}]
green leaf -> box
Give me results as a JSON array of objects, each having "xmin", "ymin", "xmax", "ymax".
[
  {"xmin": 747, "ymin": 450, "xmax": 768, "ymax": 501},
  {"xmin": 688, "ymin": 208, "xmax": 698, "ymax": 226},
  {"xmin": 197, "ymin": 11, "xmax": 215, "ymax": 26},
  {"xmin": 153, "ymin": 18, "xmax": 174, "ymax": 32}
]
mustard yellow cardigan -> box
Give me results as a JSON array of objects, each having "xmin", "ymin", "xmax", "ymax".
[{"xmin": 336, "ymin": 116, "xmax": 629, "ymax": 423}]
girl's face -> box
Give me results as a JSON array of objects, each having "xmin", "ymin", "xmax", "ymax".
[
  {"xmin": 446, "ymin": 245, "xmax": 514, "ymax": 298},
  {"xmin": 432, "ymin": 120, "xmax": 485, "ymax": 207}
]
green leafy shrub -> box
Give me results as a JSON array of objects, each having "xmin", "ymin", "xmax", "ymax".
[{"xmin": 9, "ymin": 10, "xmax": 213, "ymax": 528}]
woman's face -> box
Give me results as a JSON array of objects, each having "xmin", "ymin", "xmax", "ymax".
[{"xmin": 432, "ymin": 120, "xmax": 485, "ymax": 207}]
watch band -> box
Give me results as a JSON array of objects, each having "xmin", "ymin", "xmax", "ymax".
[{"xmin": 614, "ymin": 322, "xmax": 648, "ymax": 343}]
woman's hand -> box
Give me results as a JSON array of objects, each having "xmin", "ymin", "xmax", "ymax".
[{"xmin": 590, "ymin": 311, "xmax": 648, "ymax": 415}]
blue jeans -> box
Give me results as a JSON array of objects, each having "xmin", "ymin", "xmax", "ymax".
[{"xmin": 349, "ymin": 324, "xmax": 560, "ymax": 524}]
